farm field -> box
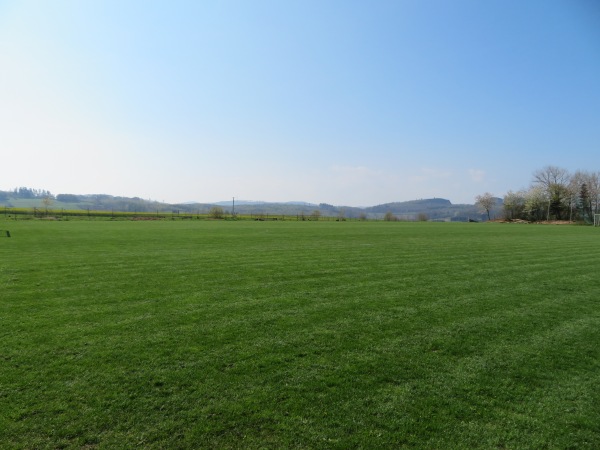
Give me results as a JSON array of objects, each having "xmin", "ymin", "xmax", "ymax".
[{"xmin": 1, "ymin": 220, "xmax": 600, "ymax": 448}]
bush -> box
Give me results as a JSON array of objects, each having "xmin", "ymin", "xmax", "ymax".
[{"xmin": 209, "ymin": 206, "xmax": 224, "ymax": 219}]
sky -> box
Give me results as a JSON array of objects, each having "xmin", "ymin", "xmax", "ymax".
[{"xmin": 1, "ymin": 0, "xmax": 599, "ymax": 206}]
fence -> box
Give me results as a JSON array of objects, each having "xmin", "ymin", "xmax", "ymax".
[
  {"xmin": 1, "ymin": 207, "xmax": 196, "ymax": 221},
  {"xmin": 1, "ymin": 207, "xmax": 349, "ymax": 222}
]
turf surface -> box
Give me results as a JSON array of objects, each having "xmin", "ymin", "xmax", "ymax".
[{"xmin": 1, "ymin": 220, "xmax": 600, "ymax": 448}]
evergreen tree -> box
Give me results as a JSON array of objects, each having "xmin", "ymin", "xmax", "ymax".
[{"xmin": 578, "ymin": 183, "xmax": 592, "ymax": 223}]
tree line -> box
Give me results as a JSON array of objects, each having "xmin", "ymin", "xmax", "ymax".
[
  {"xmin": 477, "ymin": 166, "xmax": 600, "ymax": 223},
  {"xmin": 0, "ymin": 187, "xmax": 52, "ymax": 200}
]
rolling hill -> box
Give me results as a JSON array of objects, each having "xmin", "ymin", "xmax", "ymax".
[{"xmin": 0, "ymin": 188, "xmax": 497, "ymax": 221}]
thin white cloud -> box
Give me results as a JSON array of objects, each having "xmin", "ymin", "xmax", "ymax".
[
  {"xmin": 408, "ymin": 167, "xmax": 453, "ymax": 183},
  {"xmin": 468, "ymin": 169, "xmax": 486, "ymax": 182}
]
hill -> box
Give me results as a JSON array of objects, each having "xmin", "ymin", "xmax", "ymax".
[
  {"xmin": 0, "ymin": 187, "xmax": 496, "ymax": 221},
  {"xmin": 366, "ymin": 198, "xmax": 485, "ymax": 221}
]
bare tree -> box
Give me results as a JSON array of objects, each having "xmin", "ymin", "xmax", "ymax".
[
  {"xmin": 475, "ymin": 192, "xmax": 496, "ymax": 221},
  {"xmin": 532, "ymin": 166, "xmax": 571, "ymax": 220},
  {"xmin": 311, "ymin": 210, "xmax": 321, "ymax": 221},
  {"xmin": 42, "ymin": 195, "xmax": 53, "ymax": 215},
  {"xmin": 533, "ymin": 165, "xmax": 570, "ymax": 187}
]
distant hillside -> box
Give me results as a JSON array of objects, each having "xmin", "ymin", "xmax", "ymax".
[
  {"xmin": 213, "ymin": 200, "xmax": 315, "ymax": 207},
  {"xmin": 0, "ymin": 187, "xmax": 497, "ymax": 221},
  {"xmin": 365, "ymin": 198, "xmax": 487, "ymax": 221}
]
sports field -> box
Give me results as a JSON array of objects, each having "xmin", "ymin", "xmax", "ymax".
[{"xmin": 2, "ymin": 220, "xmax": 600, "ymax": 448}]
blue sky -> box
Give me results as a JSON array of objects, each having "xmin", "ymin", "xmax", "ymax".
[{"xmin": 1, "ymin": 0, "xmax": 599, "ymax": 205}]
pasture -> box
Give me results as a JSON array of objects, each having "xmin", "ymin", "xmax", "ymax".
[{"xmin": 1, "ymin": 219, "xmax": 600, "ymax": 448}]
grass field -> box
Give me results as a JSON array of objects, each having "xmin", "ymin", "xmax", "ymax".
[{"xmin": 2, "ymin": 220, "xmax": 600, "ymax": 448}]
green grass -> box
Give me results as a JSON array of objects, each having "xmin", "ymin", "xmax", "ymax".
[{"xmin": 1, "ymin": 220, "xmax": 600, "ymax": 448}]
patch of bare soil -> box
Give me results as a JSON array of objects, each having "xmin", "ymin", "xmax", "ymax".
[
  {"xmin": 487, "ymin": 219, "xmax": 529, "ymax": 224},
  {"xmin": 538, "ymin": 220, "xmax": 573, "ymax": 225},
  {"xmin": 489, "ymin": 219, "xmax": 573, "ymax": 225}
]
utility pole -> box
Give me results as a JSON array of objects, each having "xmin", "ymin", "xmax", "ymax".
[{"xmin": 232, "ymin": 197, "xmax": 235, "ymax": 218}]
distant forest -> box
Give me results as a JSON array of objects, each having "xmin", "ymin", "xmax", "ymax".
[
  {"xmin": 0, "ymin": 187, "xmax": 485, "ymax": 221},
  {"xmin": 6, "ymin": 167, "xmax": 598, "ymax": 223}
]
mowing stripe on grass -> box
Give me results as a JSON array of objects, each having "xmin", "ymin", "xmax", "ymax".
[{"xmin": 1, "ymin": 220, "xmax": 600, "ymax": 448}]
